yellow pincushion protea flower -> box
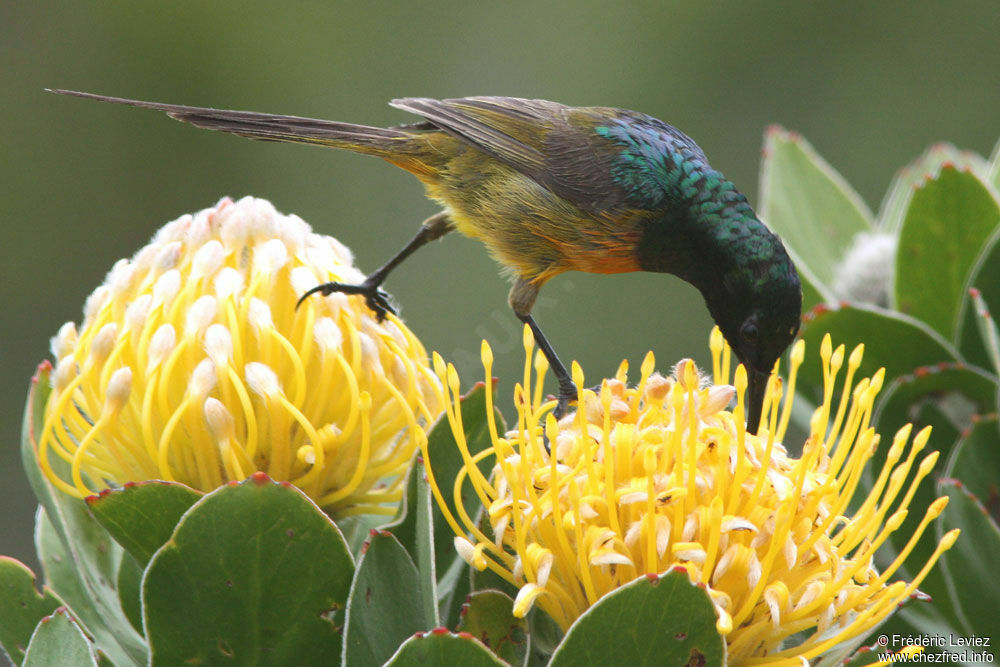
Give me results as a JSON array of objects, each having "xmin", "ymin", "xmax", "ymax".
[
  {"xmin": 37, "ymin": 196, "xmax": 440, "ymax": 516},
  {"xmin": 426, "ymin": 327, "xmax": 958, "ymax": 665}
]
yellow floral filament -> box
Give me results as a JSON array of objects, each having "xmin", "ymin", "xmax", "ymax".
[
  {"xmin": 36, "ymin": 197, "xmax": 440, "ymax": 517},
  {"xmin": 428, "ymin": 326, "xmax": 958, "ymax": 665}
]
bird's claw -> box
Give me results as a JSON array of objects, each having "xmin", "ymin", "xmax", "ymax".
[
  {"xmin": 365, "ymin": 286, "xmax": 397, "ymax": 321},
  {"xmin": 296, "ymin": 280, "xmax": 398, "ymax": 321}
]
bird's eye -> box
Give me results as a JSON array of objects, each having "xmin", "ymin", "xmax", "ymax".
[{"xmin": 741, "ymin": 320, "xmax": 759, "ymax": 344}]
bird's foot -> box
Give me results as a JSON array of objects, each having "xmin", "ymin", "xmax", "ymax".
[{"xmin": 297, "ymin": 278, "xmax": 397, "ymax": 321}]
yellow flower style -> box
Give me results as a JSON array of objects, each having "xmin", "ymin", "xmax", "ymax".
[
  {"xmin": 37, "ymin": 197, "xmax": 439, "ymax": 516},
  {"xmin": 428, "ymin": 327, "xmax": 958, "ymax": 665}
]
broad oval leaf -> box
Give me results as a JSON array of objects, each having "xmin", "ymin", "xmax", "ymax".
[
  {"xmin": 937, "ymin": 478, "xmax": 1000, "ymax": 640},
  {"xmin": 143, "ymin": 475, "xmax": 354, "ymax": 666},
  {"xmin": 798, "ymin": 304, "xmax": 963, "ymax": 400},
  {"xmin": 385, "ymin": 630, "xmax": 506, "ymax": 666},
  {"xmin": 759, "ymin": 126, "xmax": 872, "ymax": 289},
  {"xmin": 873, "ymin": 363, "xmax": 996, "ymax": 442},
  {"xmin": 894, "ymin": 166, "xmax": 1000, "ymax": 339},
  {"xmin": 942, "ymin": 417, "xmax": 1000, "ymax": 525},
  {"xmin": 456, "ymin": 590, "xmax": 527, "ymax": 666},
  {"xmin": 22, "ymin": 608, "xmax": 98, "ymax": 667},
  {"xmin": 956, "ymin": 228, "xmax": 1000, "ymax": 373},
  {"xmin": 116, "ymin": 554, "xmax": 143, "ymax": 636},
  {"xmin": 0, "ymin": 557, "xmax": 63, "ymax": 666},
  {"xmin": 86, "ymin": 481, "xmax": 201, "ymax": 567},
  {"xmin": 878, "ymin": 142, "xmax": 989, "ymax": 235},
  {"xmin": 343, "ymin": 531, "xmax": 433, "ymax": 667},
  {"xmin": 785, "ymin": 243, "xmax": 835, "ymax": 312},
  {"xmin": 549, "ymin": 569, "xmax": 725, "ymax": 667}
]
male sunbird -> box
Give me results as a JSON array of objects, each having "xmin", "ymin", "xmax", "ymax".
[{"xmin": 51, "ymin": 90, "xmax": 802, "ymax": 434}]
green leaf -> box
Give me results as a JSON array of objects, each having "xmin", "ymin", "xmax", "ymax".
[
  {"xmin": 385, "ymin": 630, "xmax": 507, "ymax": 666},
  {"xmin": 21, "ymin": 366, "xmax": 147, "ymax": 666},
  {"xmin": 869, "ymin": 398, "xmax": 969, "ymax": 650},
  {"xmin": 33, "ymin": 513, "xmax": 126, "ymax": 667},
  {"xmin": 456, "ymin": 591, "xmax": 527, "ymax": 665},
  {"xmin": 525, "ymin": 606, "xmax": 564, "ymax": 664},
  {"xmin": 870, "ymin": 363, "xmax": 996, "ymax": 594},
  {"xmin": 943, "ymin": 416, "xmax": 1000, "ymax": 511},
  {"xmin": 439, "ymin": 556, "xmax": 472, "ymax": 630},
  {"xmin": 388, "ymin": 383, "xmax": 504, "ymax": 597},
  {"xmin": 142, "ymin": 476, "xmax": 353, "ymax": 666},
  {"xmin": 116, "ymin": 554, "xmax": 144, "ymax": 636},
  {"xmin": 549, "ymin": 569, "xmax": 725, "ymax": 667},
  {"xmin": 385, "ymin": 458, "xmax": 422, "ymax": 560},
  {"xmin": 376, "ymin": 383, "xmax": 507, "ymax": 640},
  {"xmin": 894, "ymin": 166, "xmax": 1000, "ymax": 339},
  {"xmin": 937, "ymin": 477, "xmax": 1000, "ymax": 641},
  {"xmin": 20, "ymin": 364, "xmax": 56, "ymax": 515},
  {"xmin": 0, "ymin": 557, "xmax": 64, "ymax": 666},
  {"xmin": 414, "ymin": 469, "xmax": 440, "ymax": 627},
  {"xmin": 34, "ymin": 510, "xmax": 91, "ymax": 635},
  {"xmin": 873, "ymin": 363, "xmax": 996, "ymax": 442},
  {"xmin": 956, "ymin": 229, "xmax": 1000, "ymax": 371},
  {"xmin": 383, "ymin": 457, "xmax": 440, "ymax": 628},
  {"xmin": 759, "ymin": 126, "xmax": 872, "ymax": 289},
  {"xmin": 22, "ymin": 608, "xmax": 98, "ymax": 667},
  {"xmin": 86, "ymin": 481, "xmax": 201, "ymax": 567},
  {"xmin": 988, "ymin": 136, "xmax": 1000, "ymax": 191},
  {"xmin": 428, "ymin": 383, "xmax": 503, "ymax": 575},
  {"xmin": 343, "ymin": 530, "xmax": 433, "ymax": 667},
  {"xmin": 785, "ymin": 244, "xmax": 835, "ymax": 312},
  {"xmin": 798, "ymin": 304, "xmax": 963, "ymax": 401},
  {"xmin": 878, "ymin": 142, "xmax": 989, "ymax": 235}
]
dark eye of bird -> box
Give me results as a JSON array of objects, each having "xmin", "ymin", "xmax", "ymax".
[{"xmin": 741, "ymin": 320, "xmax": 759, "ymax": 345}]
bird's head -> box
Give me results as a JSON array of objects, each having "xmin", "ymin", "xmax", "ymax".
[{"xmin": 708, "ymin": 247, "xmax": 802, "ymax": 435}]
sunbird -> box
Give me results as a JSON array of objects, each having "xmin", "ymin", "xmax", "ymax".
[{"xmin": 51, "ymin": 90, "xmax": 802, "ymax": 434}]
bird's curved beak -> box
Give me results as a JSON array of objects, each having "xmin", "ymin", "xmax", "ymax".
[{"xmin": 746, "ymin": 368, "xmax": 770, "ymax": 435}]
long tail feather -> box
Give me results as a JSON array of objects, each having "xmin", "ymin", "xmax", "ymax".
[{"xmin": 48, "ymin": 89, "xmax": 413, "ymax": 156}]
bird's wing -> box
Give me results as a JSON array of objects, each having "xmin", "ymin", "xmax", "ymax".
[
  {"xmin": 393, "ymin": 97, "xmax": 640, "ymax": 211},
  {"xmin": 391, "ymin": 97, "xmax": 705, "ymax": 213},
  {"xmin": 390, "ymin": 97, "xmax": 554, "ymax": 173}
]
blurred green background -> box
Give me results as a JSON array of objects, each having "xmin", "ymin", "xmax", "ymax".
[{"xmin": 3, "ymin": 2, "xmax": 999, "ymax": 573}]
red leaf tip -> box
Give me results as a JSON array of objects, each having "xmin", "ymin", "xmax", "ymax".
[
  {"xmin": 33, "ymin": 359, "xmax": 53, "ymax": 382},
  {"xmin": 249, "ymin": 471, "xmax": 270, "ymax": 485}
]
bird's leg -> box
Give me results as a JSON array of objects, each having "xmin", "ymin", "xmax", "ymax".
[
  {"xmin": 509, "ymin": 278, "xmax": 577, "ymax": 419},
  {"xmin": 297, "ymin": 211, "xmax": 454, "ymax": 320}
]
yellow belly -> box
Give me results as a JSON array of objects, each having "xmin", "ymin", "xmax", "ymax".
[{"xmin": 421, "ymin": 167, "xmax": 642, "ymax": 284}]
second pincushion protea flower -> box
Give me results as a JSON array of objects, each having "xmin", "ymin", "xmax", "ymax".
[
  {"xmin": 36, "ymin": 197, "xmax": 440, "ymax": 516},
  {"xmin": 427, "ymin": 327, "xmax": 958, "ymax": 665}
]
